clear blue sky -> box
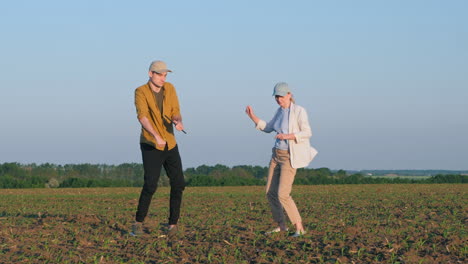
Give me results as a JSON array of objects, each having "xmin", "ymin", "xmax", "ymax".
[{"xmin": 1, "ymin": 0, "xmax": 467, "ymax": 170}]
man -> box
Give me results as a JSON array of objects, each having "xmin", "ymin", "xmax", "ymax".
[{"xmin": 131, "ymin": 60, "xmax": 186, "ymax": 237}]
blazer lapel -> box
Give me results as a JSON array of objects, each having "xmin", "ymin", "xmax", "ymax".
[{"xmin": 289, "ymin": 102, "xmax": 295, "ymax": 133}]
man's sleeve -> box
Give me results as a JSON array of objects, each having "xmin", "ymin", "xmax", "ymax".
[{"xmin": 135, "ymin": 88, "xmax": 149, "ymax": 120}]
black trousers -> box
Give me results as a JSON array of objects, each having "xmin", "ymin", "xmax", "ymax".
[{"xmin": 135, "ymin": 143, "xmax": 185, "ymax": 225}]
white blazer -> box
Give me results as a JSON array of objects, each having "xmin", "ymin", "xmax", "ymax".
[{"xmin": 256, "ymin": 103, "xmax": 317, "ymax": 168}]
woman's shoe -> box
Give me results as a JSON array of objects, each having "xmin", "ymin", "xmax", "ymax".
[
  {"xmin": 266, "ymin": 227, "xmax": 288, "ymax": 234},
  {"xmin": 291, "ymin": 230, "xmax": 306, "ymax": 237}
]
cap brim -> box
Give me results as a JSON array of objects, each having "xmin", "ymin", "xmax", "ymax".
[
  {"xmin": 154, "ymin": 69, "xmax": 172, "ymax": 73},
  {"xmin": 273, "ymin": 92, "xmax": 287, "ymax": 96}
]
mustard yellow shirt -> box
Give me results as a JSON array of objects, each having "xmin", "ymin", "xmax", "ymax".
[{"xmin": 134, "ymin": 81, "xmax": 181, "ymax": 150}]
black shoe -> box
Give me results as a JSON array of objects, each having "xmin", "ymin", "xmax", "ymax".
[
  {"xmin": 130, "ymin": 222, "xmax": 143, "ymax": 236},
  {"xmin": 167, "ymin": 225, "xmax": 179, "ymax": 238}
]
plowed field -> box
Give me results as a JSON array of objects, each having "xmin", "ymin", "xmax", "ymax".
[{"xmin": 0, "ymin": 184, "xmax": 466, "ymax": 263}]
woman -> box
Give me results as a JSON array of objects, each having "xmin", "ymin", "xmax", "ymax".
[{"xmin": 245, "ymin": 82, "xmax": 317, "ymax": 237}]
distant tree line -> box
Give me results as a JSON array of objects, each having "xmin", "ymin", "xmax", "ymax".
[
  {"xmin": 0, "ymin": 162, "xmax": 466, "ymax": 189},
  {"xmin": 357, "ymin": 169, "xmax": 468, "ymax": 176},
  {"xmin": 0, "ymin": 163, "xmax": 144, "ymax": 189}
]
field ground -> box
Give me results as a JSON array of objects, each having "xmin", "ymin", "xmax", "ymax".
[{"xmin": 0, "ymin": 184, "xmax": 466, "ymax": 263}]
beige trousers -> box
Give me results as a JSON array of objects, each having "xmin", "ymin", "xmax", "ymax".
[{"xmin": 265, "ymin": 148, "xmax": 302, "ymax": 225}]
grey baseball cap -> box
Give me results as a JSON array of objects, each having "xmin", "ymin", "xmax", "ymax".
[
  {"xmin": 149, "ymin": 60, "xmax": 172, "ymax": 73},
  {"xmin": 272, "ymin": 82, "xmax": 291, "ymax": 96}
]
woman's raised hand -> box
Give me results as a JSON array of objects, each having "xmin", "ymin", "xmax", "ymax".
[
  {"xmin": 245, "ymin": 105, "xmax": 254, "ymax": 118},
  {"xmin": 245, "ymin": 105, "xmax": 259, "ymax": 124}
]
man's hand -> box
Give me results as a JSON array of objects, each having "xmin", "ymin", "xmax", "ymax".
[
  {"xmin": 172, "ymin": 115, "xmax": 184, "ymax": 132},
  {"xmin": 173, "ymin": 121, "xmax": 184, "ymax": 132},
  {"xmin": 154, "ymin": 135, "xmax": 167, "ymax": 149}
]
